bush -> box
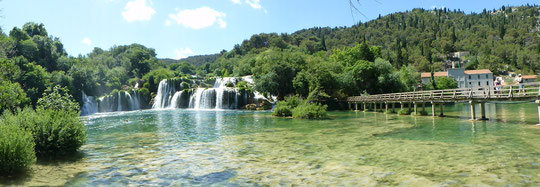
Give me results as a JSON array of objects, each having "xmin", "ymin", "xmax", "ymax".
[
  {"xmin": 398, "ymin": 109, "xmax": 411, "ymax": 115},
  {"xmin": 30, "ymin": 109, "xmax": 86, "ymax": 157},
  {"xmin": 0, "ymin": 114, "xmax": 36, "ymax": 175},
  {"xmin": 292, "ymin": 102, "xmax": 328, "ymax": 119},
  {"xmin": 272, "ymin": 103, "xmax": 292, "ymax": 117},
  {"xmin": 37, "ymin": 86, "xmax": 79, "ymax": 112}
]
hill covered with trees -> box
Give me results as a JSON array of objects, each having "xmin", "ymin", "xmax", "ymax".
[{"xmin": 0, "ymin": 5, "xmax": 538, "ymax": 112}]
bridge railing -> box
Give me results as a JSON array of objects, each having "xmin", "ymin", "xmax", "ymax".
[{"xmin": 347, "ymin": 82, "xmax": 540, "ymax": 102}]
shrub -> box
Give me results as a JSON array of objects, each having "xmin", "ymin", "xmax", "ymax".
[
  {"xmin": 37, "ymin": 86, "xmax": 79, "ymax": 112},
  {"xmin": 283, "ymin": 95, "xmax": 302, "ymax": 108},
  {"xmin": 292, "ymin": 102, "xmax": 328, "ymax": 119},
  {"xmin": 0, "ymin": 114, "xmax": 36, "ymax": 175},
  {"xmin": 0, "ymin": 80, "xmax": 30, "ymax": 114},
  {"xmin": 272, "ymin": 103, "xmax": 292, "ymax": 117},
  {"xmin": 29, "ymin": 109, "xmax": 86, "ymax": 157},
  {"xmin": 398, "ymin": 109, "xmax": 411, "ymax": 115}
]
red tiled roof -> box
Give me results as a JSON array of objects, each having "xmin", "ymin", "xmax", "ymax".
[
  {"xmin": 522, "ymin": 75, "xmax": 538, "ymax": 79},
  {"xmin": 464, "ymin": 69, "xmax": 492, "ymax": 75},
  {"xmin": 421, "ymin": 72, "xmax": 448, "ymax": 78}
]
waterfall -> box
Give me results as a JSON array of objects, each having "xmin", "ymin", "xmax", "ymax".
[
  {"xmin": 81, "ymin": 92, "xmax": 98, "ymax": 116},
  {"xmin": 130, "ymin": 91, "xmax": 141, "ymax": 110},
  {"xmin": 169, "ymin": 91, "xmax": 183, "ymax": 109},
  {"xmin": 151, "ymin": 77, "xmax": 262, "ymax": 110},
  {"xmin": 117, "ymin": 92, "xmax": 122, "ymax": 111}
]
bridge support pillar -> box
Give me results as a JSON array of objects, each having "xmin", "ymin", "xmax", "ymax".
[
  {"xmin": 480, "ymin": 102, "xmax": 487, "ymax": 120},
  {"xmin": 400, "ymin": 102, "xmax": 404, "ymax": 111},
  {"xmin": 413, "ymin": 102, "xmax": 418, "ymax": 115},
  {"xmin": 374, "ymin": 102, "xmax": 378, "ymax": 112},
  {"xmin": 536, "ymin": 100, "xmax": 540, "ymax": 125},
  {"xmin": 392, "ymin": 103, "xmax": 395, "ymax": 113},
  {"xmin": 363, "ymin": 103, "xmax": 366, "ymax": 112},
  {"xmin": 422, "ymin": 102, "xmax": 426, "ymax": 114},
  {"xmin": 379, "ymin": 103, "xmax": 383, "ymax": 112},
  {"xmin": 439, "ymin": 103, "xmax": 444, "ymax": 117},
  {"xmin": 408, "ymin": 102, "xmax": 412, "ymax": 114},
  {"xmin": 470, "ymin": 101, "xmax": 476, "ymax": 120},
  {"xmin": 431, "ymin": 102, "xmax": 436, "ymax": 117},
  {"xmin": 355, "ymin": 103, "xmax": 358, "ymax": 111},
  {"xmin": 385, "ymin": 102, "xmax": 389, "ymax": 113}
]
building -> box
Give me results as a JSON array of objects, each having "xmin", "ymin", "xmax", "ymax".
[
  {"xmin": 421, "ymin": 68, "xmax": 493, "ymax": 89},
  {"xmin": 522, "ymin": 75, "xmax": 538, "ymax": 83}
]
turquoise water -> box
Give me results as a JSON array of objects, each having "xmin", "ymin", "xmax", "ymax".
[{"xmin": 11, "ymin": 103, "xmax": 540, "ymax": 186}]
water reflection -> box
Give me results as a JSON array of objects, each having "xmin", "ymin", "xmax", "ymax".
[{"xmin": 8, "ymin": 103, "xmax": 540, "ymax": 186}]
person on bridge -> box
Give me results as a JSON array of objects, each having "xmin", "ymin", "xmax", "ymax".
[
  {"xmin": 494, "ymin": 78, "xmax": 502, "ymax": 96},
  {"xmin": 515, "ymin": 74, "xmax": 526, "ymax": 96}
]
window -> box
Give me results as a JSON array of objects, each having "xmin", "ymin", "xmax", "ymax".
[
  {"xmin": 478, "ymin": 82, "xmax": 481, "ymax": 86},
  {"xmin": 469, "ymin": 75, "xmax": 471, "ymax": 79},
  {"xmin": 469, "ymin": 82, "xmax": 471, "ymax": 85},
  {"xmin": 477, "ymin": 75, "xmax": 480, "ymax": 79},
  {"xmin": 486, "ymin": 74, "xmax": 488, "ymax": 79},
  {"xmin": 487, "ymin": 81, "xmax": 489, "ymax": 86}
]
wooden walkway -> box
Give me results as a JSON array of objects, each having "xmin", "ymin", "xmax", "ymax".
[{"xmin": 346, "ymin": 82, "xmax": 540, "ymax": 122}]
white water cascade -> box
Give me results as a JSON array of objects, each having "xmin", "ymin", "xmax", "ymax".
[
  {"xmin": 152, "ymin": 77, "xmax": 257, "ymax": 110},
  {"xmin": 81, "ymin": 92, "xmax": 98, "ymax": 116}
]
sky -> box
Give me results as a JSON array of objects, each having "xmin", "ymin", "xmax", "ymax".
[{"xmin": 0, "ymin": 0, "xmax": 537, "ymax": 59}]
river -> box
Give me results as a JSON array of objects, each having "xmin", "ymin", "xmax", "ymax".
[{"xmin": 4, "ymin": 102, "xmax": 540, "ymax": 186}]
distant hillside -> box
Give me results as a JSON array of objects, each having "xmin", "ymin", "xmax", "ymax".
[
  {"xmin": 159, "ymin": 53, "xmax": 221, "ymax": 67},
  {"xmin": 211, "ymin": 5, "xmax": 539, "ymax": 75}
]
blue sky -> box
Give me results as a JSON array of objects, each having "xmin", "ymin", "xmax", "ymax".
[{"xmin": 0, "ymin": 0, "xmax": 536, "ymax": 59}]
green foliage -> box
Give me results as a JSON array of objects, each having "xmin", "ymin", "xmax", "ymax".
[
  {"xmin": 30, "ymin": 109, "xmax": 86, "ymax": 157},
  {"xmin": 0, "ymin": 80, "xmax": 29, "ymax": 113},
  {"xmin": 6, "ymin": 108, "xmax": 86, "ymax": 158},
  {"xmin": 399, "ymin": 64, "xmax": 420, "ymax": 91},
  {"xmin": 37, "ymin": 85, "xmax": 79, "ymax": 112},
  {"xmin": 425, "ymin": 76, "xmax": 458, "ymax": 90},
  {"xmin": 0, "ymin": 120, "xmax": 36, "ymax": 175},
  {"xmin": 272, "ymin": 104, "xmax": 292, "ymax": 117},
  {"xmin": 291, "ymin": 102, "xmax": 328, "ymax": 119},
  {"xmin": 398, "ymin": 109, "xmax": 411, "ymax": 115}
]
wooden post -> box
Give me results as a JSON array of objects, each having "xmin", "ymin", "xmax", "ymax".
[
  {"xmin": 374, "ymin": 102, "xmax": 378, "ymax": 112},
  {"xmin": 431, "ymin": 102, "xmax": 436, "ymax": 117},
  {"xmin": 536, "ymin": 100, "xmax": 540, "ymax": 126},
  {"xmin": 422, "ymin": 102, "xmax": 426, "ymax": 113},
  {"xmin": 380, "ymin": 103, "xmax": 383, "ymax": 112},
  {"xmin": 355, "ymin": 103, "xmax": 358, "ymax": 111},
  {"xmin": 470, "ymin": 101, "xmax": 476, "ymax": 120},
  {"xmin": 363, "ymin": 103, "xmax": 366, "ymax": 112},
  {"xmin": 408, "ymin": 102, "xmax": 412, "ymax": 113},
  {"xmin": 480, "ymin": 102, "xmax": 487, "ymax": 120},
  {"xmin": 400, "ymin": 102, "xmax": 404, "ymax": 111},
  {"xmin": 414, "ymin": 102, "xmax": 418, "ymax": 115},
  {"xmin": 385, "ymin": 102, "xmax": 389, "ymax": 113},
  {"xmin": 392, "ymin": 103, "xmax": 395, "ymax": 113},
  {"xmin": 439, "ymin": 103, "xmax": 444, "ymax": 117}
]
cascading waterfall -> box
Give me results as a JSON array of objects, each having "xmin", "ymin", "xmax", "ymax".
[
  {"xmin": 92, "ymin": 89, "xmax": 145, "ymax": 114},
  {"xmin": 153, "ymin": 77, "xmax": 259, "ymax": 110},
  {"xmin": 81, "ymin": 92, "xmax": 98, "ymax": 116}
]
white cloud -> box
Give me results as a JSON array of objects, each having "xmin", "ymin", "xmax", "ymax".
[
  {"xmin": 122, "ymin": 0, "xmax": 156, "ymax": 22},
  {"xmin": 231, "ymin": 0, "xmax": 266, "ymax": 13},
  {"xmin": 82, "ymin": 37, "xmax": 92, "ymax": 46},
  {"xmin": 245, "ymin": 0, "xmax": 262, "ymax": 9},
  {"xmin": 165, "ymin": 20, "xmax": 171, "ymax": 26},
  {"xmin": 168, "ymin": 7, "xmax": 227, "ymax": 29},
  {"xmin": 174, "ymin": 48, "xmax": 194, "ymax": 60}
]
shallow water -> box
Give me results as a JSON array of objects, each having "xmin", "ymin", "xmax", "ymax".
[{"xmin": 5, "ymin": 103, "xmax": 540, "ymax": 186}]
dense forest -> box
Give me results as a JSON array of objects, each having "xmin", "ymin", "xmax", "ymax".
[{"xmin": 0, "ymin": 5, "xmax": 538, "ymax": 113}]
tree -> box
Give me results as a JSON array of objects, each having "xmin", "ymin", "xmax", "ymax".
[
  {"xmin": 0, "ymin": 80, "xmax": 29, "ymax": 113},
  {"xmin": 399, "ymin": 64, "xmax": 420, "ymax": 91},
  {"xmin": 37, "ymin": 85, "xmax": 79, "ymax": 112}
]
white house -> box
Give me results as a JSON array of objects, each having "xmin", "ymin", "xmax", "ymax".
[{"xmin": 421, "ymin": 68, "xmax": 493, "ymax": 89}]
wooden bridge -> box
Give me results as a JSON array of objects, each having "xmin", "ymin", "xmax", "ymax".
[{"xmin": 346, "ymin": 82, "xmax": 540, "ymax": 122}]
